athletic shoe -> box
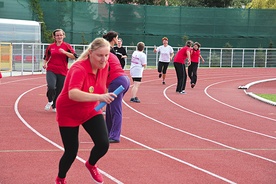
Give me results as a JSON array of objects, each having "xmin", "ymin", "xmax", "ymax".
[
  {"xmin": 134, "ymin": 97, "xmax": 141, "ymax": 103},
  {"xmin": 44, "ymin": 101, "xmax": 53, "ymax": 111},
  {"xmin": 85, "ymin": 161, "xmax": 104, "ymax": 184},
  {"xmin": 109, "ymin": 139, "xmax": 120, "ymax": 143},
  {"xmin": 55, "ymin": 177, "xmax": 67, "ymax": 184},
  {"xmin": 162, "ymin": 81, "xmax": 165, "ymax": 85},
  {"xmin": 52, "ymin": 108, "xmax": 56, "ymax": 112},
  {"xmin": 179, "ymin": 90, "xmax": 186, "ymax": 94},
  {"xmin": 191, "ymin": 83, "xmax": 195, "ymax": 88},
  {"xmin": 130, "ymin": 97, "xmax": 140, "ymax": 103},
  {"xmin": 158, "ymin": 73, "xmax": 162, "ymax": 78}
]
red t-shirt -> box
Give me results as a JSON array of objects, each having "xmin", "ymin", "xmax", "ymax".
[
  {"xmin": 0, "ymin": 72, "xmax": 2, "ymax": 79},
  {"xmin": 106, "ymin": 53, "xmax": 126, "ymax": 87},
  {"xmin": 173, "ymin": 46, "xmax": 192, "ymax": 64},
  {"xmin": 191, "ymin": 49, "xmax": 201, "ymax": 63},
  {"xmin": 44, "ymin": 42, "xmax": 76, "ymax": 76},
  {"xmin": 56, "ymin": 58, "xmax": 109, "ymax": 127}
]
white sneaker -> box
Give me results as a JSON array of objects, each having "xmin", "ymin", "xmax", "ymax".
[
  {"xmin": 44, "ymin": 101, "xmax": 53, "ymax": 111},
  {"xmin": 52, "ymin": 108, "xmax": 56, "ymax": 112}
]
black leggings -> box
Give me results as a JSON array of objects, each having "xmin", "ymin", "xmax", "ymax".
[
  {"xmin": 158, "ymin": 61, "xmax": 169, "ymax": 74},
  {"xmin": 58, "ymin": 114, "xmax": 109, "ymax": 178},
  {"xmin": 174, "ymin": 62, "xmax": 187, "ymax": 92},
  {"xmin": 188, "ymin": 62, "xmax": 199, "ymax": 84},
  {"xmin": 46, "ymin": 71, "xmax": 65, "ymax": 108}
]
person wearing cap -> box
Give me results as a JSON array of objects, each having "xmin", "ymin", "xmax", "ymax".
[{"xmin": 153, "ymin": 37, "xmax": 174, "ymax": 85}]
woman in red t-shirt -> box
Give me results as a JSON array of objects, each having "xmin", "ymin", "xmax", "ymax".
[
  {"xmin": 173, "ymin": 40, "xmax": 193, "ymax": 94},
  {"xmin": 54, "ymin": 38, "xmax": 116, "ymax": 184},
  {"xmin": 188, "ymin": 42, "xmax": 205, "ymax": 88},
  {"xmin": 43, "ymin": 29, "xmax": 77, "ymax": 112}
]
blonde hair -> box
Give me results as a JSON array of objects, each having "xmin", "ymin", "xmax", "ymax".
[{"xmin": 76, "ymin": 38, "xmax": 110, "ymax": 62}]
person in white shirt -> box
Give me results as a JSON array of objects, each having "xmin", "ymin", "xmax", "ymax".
[
  {"xmin": 130, "ymin": 42, "xmax": 147, "ymax": 103},
  {"xmin": 153, "ymin": 37, "xmax": 174, "ymax": 85}
]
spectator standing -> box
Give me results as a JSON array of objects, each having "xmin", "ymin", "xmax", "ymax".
[{"xmin": 114, "ymin": 38, "xmax": 127, "ymax": 69}]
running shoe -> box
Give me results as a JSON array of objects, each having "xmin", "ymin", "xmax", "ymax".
[
  {"xmin": 85, "ymin": 161, "xmax": 104, "ymax": 184},
  {"xmin": 191, "ymin": 83, "xmax": 195, "ymax": 88},
  {"xmin": 159, "ymin": 73, "xmax": 162, "ymax": 78},
  {"xmin": 44, "ymin": 101, "xmax": 53, "ymax": 111},
  {"xmin": 130, "ymin": 97, "xmax": 140, "ymax": 103},
  {"xmin": 55, "ymin": 177, "xmax": 67, "ymax": 184},
  {"xmin": 179, "ymin": 91, "xmax": 186, "ymax": 94}
]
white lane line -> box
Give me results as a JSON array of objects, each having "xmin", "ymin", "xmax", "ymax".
[
  {"xmin": 122, "ymin": 103, "xmax": 239, "ymax": 184},
  {"xmin": 14, "ymin": 85, "xmax": 124, "ymax": 184},
  {"xmin": 0, "ymin": 76, "xmax": 44, "ymax": 85},
  {"xmin": 120, "ymin": 135, "xmax": 236, "ymax": 184},
  {"xmin": 163, "ymin": 85, "xmax": 276, "ymax": 162},
  {"xmin": 123, "ymin": 81, "xmax": 276, "ymax": 164},
  {"xmin": 205, "ymin": 79, "xmax": 276, "ymax": 122}
]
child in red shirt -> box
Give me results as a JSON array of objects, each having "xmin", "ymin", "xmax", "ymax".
[{"xmin": 188, "ymin": 42, "xmax": 205, "ymax": 88}]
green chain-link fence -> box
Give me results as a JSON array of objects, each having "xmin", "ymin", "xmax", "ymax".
[{"xmin": 1, "ymin": 0, "xmax": 276, "ymax": 48}]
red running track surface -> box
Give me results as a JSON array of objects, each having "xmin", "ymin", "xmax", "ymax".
[{"xmin": 0, "ymin": 68, "xmax": 275, "ymax": 184}]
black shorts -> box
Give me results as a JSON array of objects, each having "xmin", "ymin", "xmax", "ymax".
[{"xmin": 132, "ymin": 77, "xmax": 142, "ymax": 82}]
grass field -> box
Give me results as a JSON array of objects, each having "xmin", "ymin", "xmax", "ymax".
[{"xmin": 256, "ymin": 94, "xmax": 276, "ymax": 102}]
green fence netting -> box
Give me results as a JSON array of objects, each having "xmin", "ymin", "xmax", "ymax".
[{"xmin": 0, "ymin": 0, "xmax": 276, "ymax": 48}]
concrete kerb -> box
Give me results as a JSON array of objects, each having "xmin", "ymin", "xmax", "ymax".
[
  {"xmin": 239, "ymin": 78, "xmax": 276, "ymax": 106},
  {"xmin": 1, "ymin": 70, "xmax": 45, "ymax": 77}
]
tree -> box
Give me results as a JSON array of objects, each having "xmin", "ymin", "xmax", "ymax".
[
  {"xmin": 74, "ymin": 0, "xmax": 249, "ymax": 7},
  {"xmin": 115, "ymin": 0, "xmax": 234, "ymax": 7},
  {"xmin": 246, "ymin": 0, "xmax": 276, "ymax": 9},
  {"xmin": 201, "ymin": 0, "xmax": 233, "ymax": 7},
  {"xmin": 231, "ymin": 0, "xmax": 251, "ymax": 8}
]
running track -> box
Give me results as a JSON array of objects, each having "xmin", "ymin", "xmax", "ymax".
[{"xmin": 0, "ymin": 68, "xmax": 275, "ymax": 184}]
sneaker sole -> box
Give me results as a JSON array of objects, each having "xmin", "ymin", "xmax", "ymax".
[
  {"xmin": 85, "ymin": 162, "xmax": 104, "ymax": 184},
  {"xmin": 89, "ymin": 175, "xmax": 104, "ymax": 184}
]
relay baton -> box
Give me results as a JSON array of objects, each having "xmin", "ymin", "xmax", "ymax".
[{"xmin": 94, "ymin": 85, "xmax": 125, "ymax": 112}]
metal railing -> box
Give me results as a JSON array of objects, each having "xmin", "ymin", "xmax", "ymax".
[{"xmin": 2, "ymin": 43, "xmax": 276, "ymax": 76}]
